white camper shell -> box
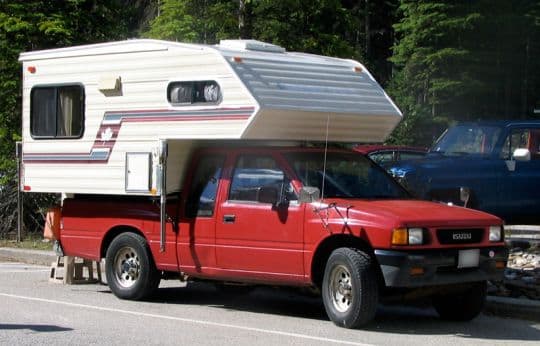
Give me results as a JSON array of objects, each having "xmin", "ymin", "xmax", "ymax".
[{"xmin": 19, "ymin": 39, "xmax": 402, "ymax": 196}]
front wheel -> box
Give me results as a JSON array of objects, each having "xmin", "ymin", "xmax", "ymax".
[
  {"xmin": 105, "ymin": 233, "xmax": 161, "ymax": 300},
  {"xmin": 433, "ymin": 281, "xmax": 487, "ymax": 321},
  {"xmin": 322, "ymin": 248, "xmax": 379, "ymax": 328}
]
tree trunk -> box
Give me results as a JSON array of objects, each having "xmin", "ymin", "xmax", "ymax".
[
  {"xmin": 521, "ymin": 37, "xmax": 529, "ymax": 118},
  {"xmin": 364, "ymin": 0, "xmax": 370, "ymax": 56},
  {"xmin": 239, "ymin": 0, "xmax": 246, "ymax": 39}
]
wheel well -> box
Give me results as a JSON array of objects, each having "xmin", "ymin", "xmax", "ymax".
[
  {"xmin": 100, "ymin": 226, "xmax": 146, "ymax": 259},
  {"xmin": 311, "ymin": 235, "xmax": 380, "ymax": 289}
]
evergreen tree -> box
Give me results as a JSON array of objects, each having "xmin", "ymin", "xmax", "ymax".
[
  {"xmin": 144, "ymin": 0, "xmax": 398, "ymax": 82},
  {"xmin": 388, "ymin": 0, "xmax": 540, "ymax": 146},
  {"xmin": 144, "ymin": 0, "xmax": 237, "ymax": 43}
]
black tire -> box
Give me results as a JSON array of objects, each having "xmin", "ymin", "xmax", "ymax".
[
  {"xmin": 322, "ymin": 248, "xmax": 379, "ymax": 328},
  {"xmin": 105, "ymin": 233, "xmax": 161, "ymax": 300},
  {"xmin": 433, "ymin": 281, "xmax": 487, "ymax": 321}
]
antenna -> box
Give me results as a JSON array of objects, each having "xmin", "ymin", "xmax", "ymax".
[{"xmin": 320, "ymin": 114, "xmax": 330, "ymax": 201}]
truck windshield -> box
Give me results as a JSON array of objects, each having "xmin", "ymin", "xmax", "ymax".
[
  {"xmin": 431, "ymin": 125, "xmax": 502, "ymax": 156},
  {"xmin": 284, "ymin": 151, "xmax": 409, "ymax": 199}
]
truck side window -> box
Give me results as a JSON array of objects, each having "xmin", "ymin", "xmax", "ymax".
[
  {"xmin": 185, "ymin": 155, "xmax": 225, "ymax": 218},
  {"xmin": 30, "ymin": 85, "xmax": 84, "ymax": 138},
  {"xmin": 500, "ymin": 129, "xmax": 534, "ymax": 159},
  {"xmin": 369, "ymin": 151, "xmax": 394, "ymax": 165},
  {"xmin": 229, "ymin": 155, "xmax": 296, "ymax": 203}
]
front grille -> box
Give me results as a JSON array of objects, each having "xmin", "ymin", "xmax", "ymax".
[{"xmin": 436, "ymin": 228, "xmax": 484, "ymax": 244}]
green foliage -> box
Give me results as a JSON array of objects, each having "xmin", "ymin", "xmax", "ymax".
[
  {"xmin": 0, "ymin": 0, "xmax": 132, "ymax": 236},
  {"xmin": 144, "ymin": 0, "xmax": 398, "ymax": 74},
  {"xmin": 388, "ymin": 0, "xmax": 540, "ymax": 145},
  {"xmin": 251, "ymin": 0, "xmax": 357, "ymax": 57},
  {"xmin": 145, "ymin": 0, "xmax": 198, "ymax": 41},
  {"xmin": 0, "ymin": 168, "xmax": 58, "ymax": 239},
  {"xmin": 144, "ymin": 0, "xmax": 237, "ymax": 43}
]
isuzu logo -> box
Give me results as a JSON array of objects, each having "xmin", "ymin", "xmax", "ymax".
[{"xmin": 453, "ymin": 232, "xmax": 472, "ymax": 240}]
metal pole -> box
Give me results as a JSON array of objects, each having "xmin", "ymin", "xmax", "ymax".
[
  {"xmin": 159, "ymin": 140, "xmax": 167, "ymax": 252},
  {"xmin": 16, "ymin": 142, "xmax": 22, "ymax": 242}
]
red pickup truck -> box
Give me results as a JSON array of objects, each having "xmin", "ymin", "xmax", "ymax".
[{"xmin": 60, "ymin": 146, "xmax": 508, "ymax": 328}]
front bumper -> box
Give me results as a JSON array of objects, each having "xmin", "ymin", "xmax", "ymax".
[{"xmin": 375, "ymin": 247, "xmax": 508, "ymax": 288}]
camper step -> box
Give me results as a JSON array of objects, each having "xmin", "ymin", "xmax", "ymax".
[{"xmin": 49, "ymin": 256, "xmax": 102, "ymax": 284}]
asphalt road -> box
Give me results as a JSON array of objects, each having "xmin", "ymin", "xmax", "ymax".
[{"xmin": 0, "ymin": 262, "xmax": 539, "ymax": 346}]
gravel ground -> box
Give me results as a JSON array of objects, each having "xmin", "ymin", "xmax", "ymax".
[{"xmin": 490, "ymin": 245, "xmax": 540, "ymax": 300}]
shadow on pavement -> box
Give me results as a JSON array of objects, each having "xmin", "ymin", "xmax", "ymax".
[
  {"xmin": 0, "ymin": 323, "xmax": 73, "ymax": 332},
  {"xmin": 98, "ymin": 281, "xmax": 540, "ymax": 342},
  {"xmin": 368, "ymin": 303, "xmax": 540, "ymax": 342}
]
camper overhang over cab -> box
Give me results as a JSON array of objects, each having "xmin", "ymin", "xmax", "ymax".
[{"xmin": 19, "ymin": 39, "xmax": 402, "ymax": 196}]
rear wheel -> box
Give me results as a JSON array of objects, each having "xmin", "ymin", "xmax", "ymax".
[
  {"xmin": 322, "ymin": 248, "xmax": 379, "ymax": 328},
  {"xmin": 433, "ymin": 281, "xmax": 487, "ymax": 321},
  {"xmin": 105, "ymin": 233, "xmax": 160, "ymax": 300}
]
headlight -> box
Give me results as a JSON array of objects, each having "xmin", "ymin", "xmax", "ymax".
[
  {"xmin": 489, "ymin": 225, "xmax": 503, "ymax": 242},
  {"xmin": 392, "ymin": 227, "xmax": 425, "ymax": 245},
  {"xmin": 408, "ymin": 228, "xmax": 424, "ymax": 245}
]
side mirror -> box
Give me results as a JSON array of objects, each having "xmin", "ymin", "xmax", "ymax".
[
  {"xmin": 257, "ymin": 186, "xmax": 279, "ymax": 205},
  {"xmin": 298, "ymin": 186, "xmax": 320, "ymax": 204},
  {"xmin": 459, "ymin": 187, "xmax": 470, "ymax": 207},
  {"xmin": 513, "ymin": 148, "xmax": 531, "ymax": 162}
]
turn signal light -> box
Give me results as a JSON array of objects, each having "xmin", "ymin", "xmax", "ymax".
[
  {"xmin": 496, "ymin": 261, "xmax": 506, "ymax": 269},
  {"xmin": 392, "ymin": 228, "xmax": 408, "ymax": 245},
  {"xmin": 410, "ymin": 267, "xmax": 425, "ymax": 276}
]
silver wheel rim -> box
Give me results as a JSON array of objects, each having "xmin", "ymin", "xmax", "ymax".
[
  {"xmin": 113, "ymin": 246, "xmax": 141, "ymax": 288},
  {"xmin": 329, "ymin": 264, "xmax": 353, "ymax": 313}
]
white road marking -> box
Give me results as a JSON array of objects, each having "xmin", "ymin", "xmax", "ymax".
[
  {"xmin": 0, "ymin": 263, "xmax": 50, "ymax": 273},
  {"xmin": 0, "ymin": 270, "xmax": 50, "ymax": 273},
  {"xmin": 0, "ymin": 292, "xmax": 373, "ymax": 346}
]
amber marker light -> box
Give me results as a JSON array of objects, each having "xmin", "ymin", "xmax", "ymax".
[
  {"xmin": 392, "ymin": 228, "xmax": 408, "ymax": 245},
  {"xmin": 410, "ymin": 267, "xmax": 425, "ymax": 276},
  {"xmin": 354, "ymin": 66, "xmax": 363, "ymax": 73},
  {"xmin": 232, "ymin": 56, "xmax": 243, "ymax": 63},
  {"xmin": 496, "ymin": 261, "xmax": 506, "ymax": 269},
  {"xmin": 27, "ymin": 66, "xmax": 36, "ymax": 74}
]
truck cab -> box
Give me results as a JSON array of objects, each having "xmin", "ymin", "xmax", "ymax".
[
  {"xmin": 61, "ymin": 145, "xmax": 508, "ymax": 328},
  {"xmin": 389, "ymin": 120, "xmax": 540, "ymax": 224}
]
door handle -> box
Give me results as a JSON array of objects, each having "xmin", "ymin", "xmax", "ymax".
[{"xmin": 223, "ymin": 214, "xmax": 236, "ymax": 223}]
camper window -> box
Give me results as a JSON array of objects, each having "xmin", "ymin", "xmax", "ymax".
[
  {"xmin": 168, "ymin": 81, "xmax": 221, "ymax": 105},
  {"xmin": 30, "ymin": 85, "xmax": 84, "ymax": 139}
]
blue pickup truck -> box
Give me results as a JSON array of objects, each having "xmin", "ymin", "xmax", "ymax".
[{"xmin": 389, "ymin": 120, "xmax": 540, "ymax": 224}]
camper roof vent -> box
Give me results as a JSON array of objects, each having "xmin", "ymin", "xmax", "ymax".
[{"xmin": 219, "ymin": 40, "xmax": 286, "ymax": 53}]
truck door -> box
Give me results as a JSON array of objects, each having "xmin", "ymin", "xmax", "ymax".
[
  {"xmin": 497, "ymin": 127, "xmax": 540, "ymax": 223},
  {"xmin": 215, "ymin": 153, "xmax": 305, "ymax": 283},
  {"xmin": 177, "ymin": 154, "xmax": 225, "ymax": 274}
]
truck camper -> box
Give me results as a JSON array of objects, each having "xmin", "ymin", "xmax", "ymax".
[{"xmin": 19, "ymin": 39, "xmax": 507, "ymax": 328}]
